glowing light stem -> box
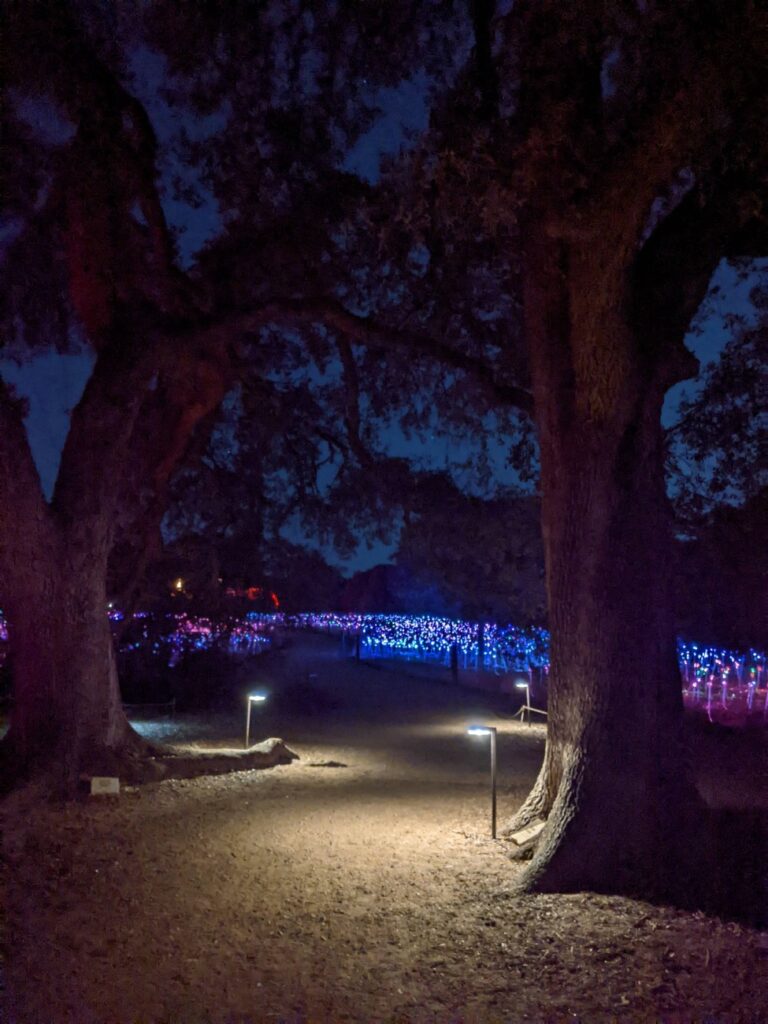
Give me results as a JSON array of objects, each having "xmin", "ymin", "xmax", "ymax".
[
  {"xmin": 491, "ymin": 728, "xmax": 497, "ymax": 840},
  {"xmin": 245, "ymin": 693, "xmax": 267, "ymax": 749},
  {"xmin": 706, "ymin": 675, "xmax": 714, "ymax": 724}
]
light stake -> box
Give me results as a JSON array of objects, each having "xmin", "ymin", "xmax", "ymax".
[
  {"xmin": 245, "ymin": 691, "xmax": 268, "ymax": 749},
  {"xmin": 467, "ymin": 725, "xmax": 497, "ymax": 839},
  {"xmin": 512, "ymin": 679, "xmax": 548, "ymax": 724}
]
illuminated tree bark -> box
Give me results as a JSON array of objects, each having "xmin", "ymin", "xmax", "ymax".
[
  {"xmin": 502, "ymin": 229, "xmax": 702, "ymax": 897},
  {"xmin": 0, "ymin": 3, "xmax": 233, "ymax": 786},
  {"xmin": 492, "ymin": 1, "xmax": 768, "ymax": 898},
  {"xmin": 0, "ymin": 381, "xmax": 133, "ymax": 785},
  {"xmin": 0, "ymin": 330, "xmax": 229, "ymax": 788},
  {"xmin": 3, "ymin": 543, "xmax": 136, "ymax": 784}
]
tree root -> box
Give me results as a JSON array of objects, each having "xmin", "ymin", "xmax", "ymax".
[
  {"xmin": 143, "ymin": 737, "xmax": 298, "ymax": 783},
  {"xmin": 508, "ymin": 835, "xmax": 539, "ymax": 861},
  {"xmin": 500, "ymin": 761, "xmax": 554, "ymax": 837},
  {"xmin": 0, "ymin": 731, "xmax": 298, "ymax": 796},
  {"xmin": 506, "ymin": 817, "xmax": 546, "ymax": 861}
]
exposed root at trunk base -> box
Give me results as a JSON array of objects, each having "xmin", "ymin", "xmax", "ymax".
[
  {"xmin": 79, "ymin": 735, "xmax": 299, "ymax": 786},
  {"xmin": 147, "ymin": 737, "xmax": 298, "ymax": 783},
  {"xmin": 501, "ymin": 756, "xmax": 555, "ymax": 837},
  {"xmin": 0, "ymin": 721, "xmax": 166, "ymax": 796},
  {"xmin": 507, "ymin": 819, "xmax": 546, "ymax": 861},
  {"xmin": 505, "ymin": 795, "xmax": 768, "ymax": 926},
  {"xmin": 0, "ymin": 729, "xmax": 298, "ymax": 797}
]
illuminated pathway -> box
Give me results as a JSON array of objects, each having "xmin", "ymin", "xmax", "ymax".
[{"xmin": 4, "ymin": 634, "xmax": 768, "ymax": 1023}]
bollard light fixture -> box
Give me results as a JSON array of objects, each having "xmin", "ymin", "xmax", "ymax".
[
  {"xmin": 513, "ymin": 679, "xmax": 548, "ymax": 725},
  {"xmin": 245, "ymin": 691, "xmax": 268, "ymax": 749},
  {"xmin": 467, "ymin": 724, "xmax": 497, "ymax": 839}
]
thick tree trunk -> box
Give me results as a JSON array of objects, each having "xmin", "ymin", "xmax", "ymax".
[
  {"xmin": 0, "ymin": 321, "xmax": 239, "ymax": 791},
  {"xmin": 510, "ymin": 421, "xmax": 698, "ymax": 897},
  {"xmin": 505, "ymin": 230, "xmax": 705, "ymax": 900},
  {"xmin": 0, "ymin": 508, "xmax": 297, "ymax": 791},
  {"xmin": 1, "ymin": 532, "xmax": 144, "ymax": 791}
]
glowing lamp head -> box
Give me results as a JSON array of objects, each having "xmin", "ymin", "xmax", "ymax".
[
  {"xmin": 248, "ymin": 691, "xmax": 268, "ymax": 703},
  {"xmin": 515, "ymin": 681, "xmax": 528, "ymax": 690},
  {"xmin": 467, "ymin": 725, "xmax": 494, "ymax": 737},
  {"xmin": 174, "ymin": 577, "xmax": 184, "ymax": 592}
]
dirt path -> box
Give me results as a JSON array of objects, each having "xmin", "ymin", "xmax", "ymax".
[{"xmin": 3, "ymin": 635, "xmax": 768, "ymax": 1023}]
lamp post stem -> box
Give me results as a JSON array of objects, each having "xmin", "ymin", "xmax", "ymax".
[
  {"xmin": 245, "ymin": 700, "xmax": 252, "ymax": 749},
  {"xmin": 490, "ymin": 728, "xmax": 497, "ymax": 839}
]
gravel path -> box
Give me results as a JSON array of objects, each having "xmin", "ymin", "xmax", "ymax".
[{"xmin": 2, "ymin": 635, "xmax": 768, "ymax": 1023}]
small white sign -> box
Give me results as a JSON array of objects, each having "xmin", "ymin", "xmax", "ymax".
[{"xmin": 90, "ymin": 776, "xmax": 120, "ymax": 796}]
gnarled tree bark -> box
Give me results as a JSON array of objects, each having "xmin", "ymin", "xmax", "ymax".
[
  {"xmin": 0, "ymin": 326, "xmax": 233, "ymax": 790},
  {"xmin": 501, "ymin": 224, "xmax": 705, "ymax": 899},
  {"xmin": 491, "ymin": 0, "xmax": 768, "ymax": 906}
]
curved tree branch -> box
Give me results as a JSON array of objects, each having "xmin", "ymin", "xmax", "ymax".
[
  {"xmin": 336, "ymin": 337, "xmax": 374, "ymax": 466},
  {"xmin": 195, "ymin": 298, "xmax": 534, "ymax": 416}
]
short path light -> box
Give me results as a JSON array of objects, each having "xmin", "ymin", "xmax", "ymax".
[
  {"xmin": 467, "ymin": 725, "xmax": 497, "ymax": 839},
  {"xmin": 513, "ymin": 679, "xmax": 548, "ymax": 725},
  {"xmin": 245, "ymin": 691, "xmax": 268, "ymax": 749}
]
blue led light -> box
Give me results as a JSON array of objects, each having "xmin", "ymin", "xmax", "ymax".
[{"xmin": 0, "ymin": 608, "xmax": 763, "ymax": 723}]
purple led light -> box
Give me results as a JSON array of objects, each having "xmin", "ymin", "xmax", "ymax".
[{"xmin": 0, "ymin": 608, "xmax": 763, "ymax": 726}]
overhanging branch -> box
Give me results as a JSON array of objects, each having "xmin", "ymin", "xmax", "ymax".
[
  {"xmin": 336, "ymin": 337, "xmax": 374, "ymax": 466},
  {"xmin": 195, "ymin": 299, "xmax": 534, "ymax": 416}
]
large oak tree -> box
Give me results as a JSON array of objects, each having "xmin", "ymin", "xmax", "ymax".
[
  {"xmin": 1, "ymin": 0, "xmax": 463, "ymax": 786},
  {"xmin": 3, "ymin": 0, "xmax": 506, "ymax": 789},
  {"xmin": 455, "ymin": 0, "xmax": 768, "ymax": 899}
]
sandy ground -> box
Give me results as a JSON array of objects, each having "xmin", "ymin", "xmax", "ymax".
[{"xmin": 2, "ymin": 634, "xmax": 768, "ymax": 1024}]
